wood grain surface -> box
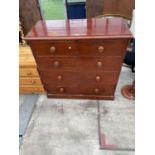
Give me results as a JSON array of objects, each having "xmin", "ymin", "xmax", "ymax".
[
  {"xmin": 25, "ymin": 18, "xmax": 132, "ymax": 99},
  {"xmin": 25, "ymin": 18, "xmax": 132, "ymax": 40}
]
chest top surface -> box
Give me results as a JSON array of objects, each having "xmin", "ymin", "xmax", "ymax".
[{"xmin": 25, "ymin": 17, "xmax": 132, "ymax": 40}]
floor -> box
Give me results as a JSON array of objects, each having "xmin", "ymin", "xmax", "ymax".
[
  {"xmin": 19, "ymin": 66, "xmax": 135, "ymax": 155},
  {"xmin": 19, "ymin": 94, "xmax": 39, "ymax": 146}
]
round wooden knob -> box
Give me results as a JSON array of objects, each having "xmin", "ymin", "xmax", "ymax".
[
  {"xmin": 96, "ymin": 76, "xmax": 101, "ymax": 82},
  {"xmin": 50, "ymin": 46, "xmax": 56, "ymax": 53},
  {"xmin": 57, "ymin": 75, "xmax": 63, "ymax": 81},
  {"xmin": 98, "ymin": 46, "xmax": 104, "ymax": 53},
  {"xmin": 94, "ymin": 88, "xmax": 100, "ymax": 93},
  {"xmin": 59, "ymin": 87, "xmax": 64, "ymax": 93},
  {"xmin": 30, "ymin": 80, "xmax": 35, "ymax": 84},
  {"xmin": 27, "ymin": 72, "xmax": 32, "ymax": 76},
  {"xmin": 68, "ymin": 46, "xmax": 72, "ymax": 50},
  {"xmin": 97, "ymin": 61, "xmax": 103, "ymax": 67},
  {"xmin": 53, "ymin": 61, "xmax": 60, "ymax": 67}
]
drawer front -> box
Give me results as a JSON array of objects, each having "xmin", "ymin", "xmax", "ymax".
[
  {"xmin": 19, "ymin": 77, "xmax": 42, "ymax": 85},
  {"xmin": 19, "ymin": 53, "xmax": 36, "ymax": 68},
  {"xmin": 20, "ymin": 68, "xmax": 39, "ymax": 77},
  {"xmin": 77, "ymin": 39, "xmax": 129, "ymax": 56},
  {"xmin": 39, "ymin": 70, "xmax": 119, "ymax": 87},
  {"xmin": 44, "ymin": 84, "xmax": 115, "ymax": 96},
  {"xmin": 30, "ymin": 40, "xmax": 78, "ymax": 56},
  {"xmin": 36, "ymin": 57, "xmax": 123, "ymax": 71},
  {"xmin": 19, "ymin": 85, "xmax": 45, "ymax": 93}
]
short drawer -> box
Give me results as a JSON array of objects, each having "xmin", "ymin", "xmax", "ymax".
[
  {"xmin": 36, "ymin": 56, "xmax": 123, "ymax": 71},
  {"xmin": 44, "ymin": 84, "xmax": 115, "ymax": 96},
  {"xmin": 30, "ymin": 40, "xmax": 78, "ymax": 56},
  {"xmin": 77, "ymin": 39, "xmax": 129, "ymax": 56},
  {"xmin": 19, "ymin": 77, "xmax": 42, "ymax": 85},
  {"xmin": 38, "ymin": 70, "xmax": 120, "ymax": 87},
  {"xmin": 19, "ymin": 68, "xmax": 39, "ymax": 77}
]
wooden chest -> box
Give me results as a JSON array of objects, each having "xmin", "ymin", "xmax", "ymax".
[
  {"xmin": 19, "ymin": 46, "xmax": 45, "ymax": 93},
  {"xmin": 25, "ymin": 18, "xmax": 132, "ymax": 99}
]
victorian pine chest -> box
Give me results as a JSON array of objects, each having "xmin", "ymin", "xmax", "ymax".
[
  {"xmin": 25, "ymin": 17, "xmax": 132, "ymax": 100},
  {"xmin": 19, "ymin": 46, "xmax": 45, "ymax": 93}
]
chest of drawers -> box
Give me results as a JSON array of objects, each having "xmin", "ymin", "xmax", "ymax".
[
  {"xmin": 19, "ymin": 46, "xmax": 45, "ymax": 93},
  {"xmin": 25, "ymin": 17, "xmax": 132, "ymax": 100}
]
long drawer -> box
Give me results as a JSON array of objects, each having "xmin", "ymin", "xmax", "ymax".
[
  {"xmin": 44, "ymin": 84, "xmax": 115, "ymax": 96},
  {"xmin": 38, "ymin": 70, "xmax": 120, "ymax": 87},
  {"xmin": 29, "ymin": 39, "xmax": 128, "ymax": 57},
  {"xmin": 20, "ymin": 68, "xmax": 39, "ymax": 77},
  {"xmin": 20, "ymin": 85, "xmax": 45, "ymax": 93},
  {"xmin": 36, "ymin": 56, "xmax": 123, "ymax": 71},
  {"xmin": 19, "ymin": 77, "xmax": 42, "ymax": 85}
]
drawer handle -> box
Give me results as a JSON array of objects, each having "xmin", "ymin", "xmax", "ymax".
[
  {"xmin": 30, "ymin": 80, "xmax": 35, "ymax": 84},
  {"xmin": 27, "ymin": 72, "xmax": 32, "ymax": 76},
  {"xmin": 59, "ymin": 87, "xmax": 64, "ymax": 93},
  {"xmin": 53, "ymin": 61, "xmax": 60, "ymax": 67},
  {"xmin": 96, "ymin": 76, "xmax": 101, "ymax": 82},
  {"xmin": 97, "ymin": 61, "xmax": 103, "ymax": 67},
  {"xmin": 98, "ymin": 46, "xmax": 104, "ymax": 53},
  {"xmin": 50, "ymin": 46, "xmax": 56, "ymax": 53},
  {"xmin": 94, "ymin": 88, "xmax": 100, "ymax": 93},
  {"xmin": 68, "ymin": 46, "xmax": 72, "ymax": 50},
  {"xmin": 57, "ymin": 75, "xmax": 63, "ymax": 81}
]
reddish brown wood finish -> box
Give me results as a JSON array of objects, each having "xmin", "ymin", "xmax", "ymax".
[
  {"xmin": 36, "ymin": 56, "xmax": 123, "ymax": 71},
  {"xmin": 25, "ymin": 18, "xmax": 132, "ymax": 100},
  {"xmin": 30, "ymin": 39, "xmax": 129, "ymax": 57},
  {"xmin": 25, "ymin": 18, "xmax": 132, "ymax": 40},
  {"xmin": 39, "ymin": 70, "xmax": 120, "ymax": 86},
  {"xmin": 47, "ymin": 94, "xmax": 114, "ymax": 100},
  {"xmin": 45, "ymin": 84, "xmax": 115, "ymax": 96}
]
